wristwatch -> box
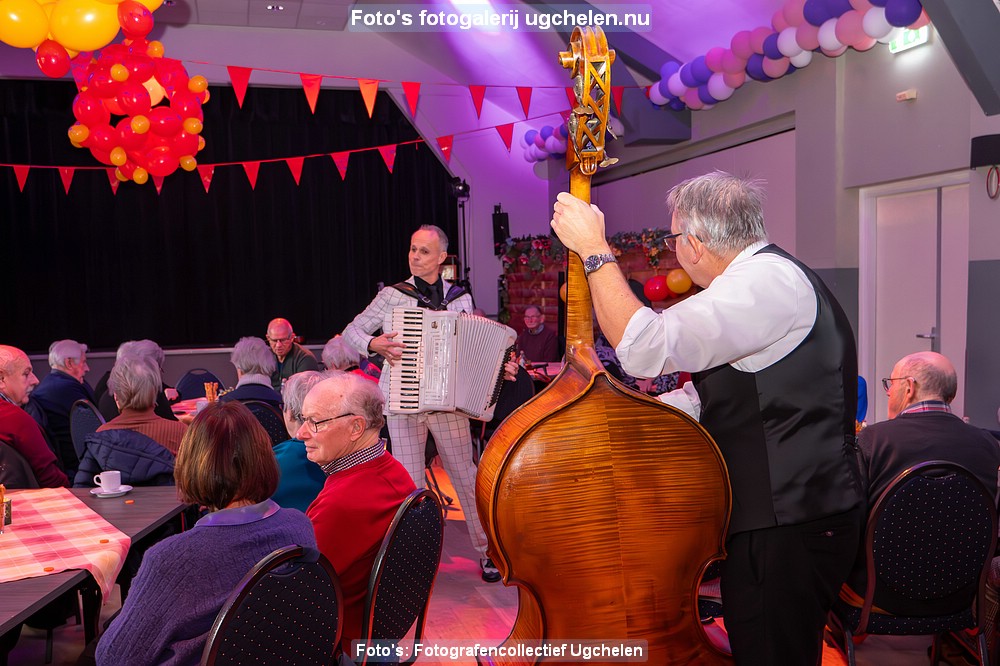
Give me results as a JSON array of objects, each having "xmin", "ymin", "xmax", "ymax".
[{"xmin": 583, "ymin": 253, "xmax": 617, "ymax": 276}]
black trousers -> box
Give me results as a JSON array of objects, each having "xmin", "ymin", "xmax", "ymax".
[{"xmin": 720, "ymin": 507, "xmax": 864, "ymax": 665}]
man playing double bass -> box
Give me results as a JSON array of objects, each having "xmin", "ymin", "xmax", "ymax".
[{"xmin": 551, "ymin": 170, "xmax": 864, "ymax": 665}]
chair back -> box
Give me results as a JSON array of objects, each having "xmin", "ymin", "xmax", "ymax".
[
  {"xmin": 69, "ymin": 399, "xmax": 105, "ymax": 460},
  {"xmin": 201, "ymin": 545, "xmax": 343, "ymax": 666},
  {"xmin": 0, "ymin": 440, "xmax": 40, "ymax": 488},
  {"xmin": 176, "ymin": 368, "xmax": 224, "ymax": 400},
  {"xmin": 243, "ymin": 400, "xmax": 288, "ymax": 447},
  {"xmin": 358, "ymin": 489, "xmax": 444, "ymax": 666}
]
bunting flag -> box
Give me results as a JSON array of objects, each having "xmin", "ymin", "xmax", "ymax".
[
  {"xmin": 286, "ymin": 156, "xmax": 304, "ymax": 185},
  {"xmin": 152, "ymin": 175, "xmax": 164, "ymax": 194},
  {"xmin": 565, "ymin": 87, "xmax": 577, "ymax": 110},
  {"xmin": 14, "ymin": 165, "xmax": 29, "ymax": 192},
  {"xmin": 402, "ymin": 81, "xmax": 420, "ymax": 117},
  {"xmin": 197, "ymin": 165, "xmax": 214, "ymax": 193},
  {"xmin": 612, "ymin": 86, "xmax": 625, "ymax": 115},
  {"xmin": 516, "ymin": 86, "xmax": 532, "ymax": 119},
  {"xmin": 436, "ymin": 135, "xmax": 453, "ymax": 164},
  {"xmin": 70, "ymin": 55, "xmax": 91, "ymax": 90},
  {"xmin": 58, "ymin": 167, "xmax": 74, "ymax": 194},
  {"xmin": 358, "ymin": 79, "xmax": 379, "ymax": 118},
  {"xmin": 300, "ymin": 74, "xmax": 322, "ymax": 114},
  {"xmin": 106, "ymin": 168, "xmax": 119, "ymax": 195},
  {"xmin": 469, "ymin": 85, "xmax": 486, "ymax": 118},
  {"xmin": 227, "ymin": 66, "xmax": 253, "ymax": 108},
  {"xmin": 495, "ymin": 123, "xmax": 514, "ymax": 152},
  {"xmin": 377, "ymin": 145, "xmax": 396, "ymax": 173},
  {"xmin": 558, "ymin": 109, "xmax": 571, "ymax": 124},
  {"xmin": 243, "ymin": 161, "xmax": 260, "ymax": 189},
  {"xmin": 330, "ymin": 152, "xmax": 350, "ymax": 180}
]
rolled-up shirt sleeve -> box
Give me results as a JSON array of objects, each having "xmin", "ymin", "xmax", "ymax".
[{"xmin": 656, "ymin": 381, "xmax": 702, "ymax": 421}]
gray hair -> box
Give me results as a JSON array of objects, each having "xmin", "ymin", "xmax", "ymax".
[
  {"xmin": 108, "ymin": 355, "xmax": 161, "ymax": 411},
  {"xmin": 231, "ymin": 337, "xmax": 277, "ymax": 376},
  {"xmin": 318, "ymin": 371, "xmax": 385, "ymax": 433},
  {"xmin": 322, "ymin": 337, "xmax": 359, "ymax": 371},
  {"xmin": 48, "ymin": 339, "xmax": 87, "ymax": 370},
  {"xmin": 666, "ymin": 170, "xmax": 768, "ymax": 256},
  {"xmin": 281, "ymin": 370, "xmax": 326, "ymax": 422},
  {"xmin": 899, "ymin": 355, "xmax": 958, "ymax": 404},
  {"xmin": 116, "ymin": 339, "xmax": 166, "ymax": 368},
  {"xmin": 417, "ymin": 224, "xmax": 448, "ymax": 253}
]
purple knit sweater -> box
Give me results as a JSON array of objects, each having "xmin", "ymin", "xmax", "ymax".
[{"xmin": 96, "ymin": 503, "xmax": 316, "ymax": 666}]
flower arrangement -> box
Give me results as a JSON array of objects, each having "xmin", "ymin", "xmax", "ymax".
[
  {"xmin": 497, "ymin": 234, "xmax": 567, "ymax": 273},
  {"xmin": 607, "ymin": 228, "xmax": 674, "ymax": 268}
]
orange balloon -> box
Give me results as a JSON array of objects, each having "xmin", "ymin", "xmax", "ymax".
[
  {"xmin": 559, "ymin": 282, "xmax": 568, "ymax": 303},
  {"xmin": 132, "ymin": 166, "xmax": 148, "ymax": 184},
  {"xmin": 115, "ymin": 168, "xmax": 129, "ymax": 182},
  {"xmin": 182, "ymin": 117, "xmax": 202, "ymax": 135},
  {"xmin": 179, "ymin": 155, "xmax": 197, "ymax": 171},
  {"xmin": 49, "ymin": 0, "xmax": 120, "ymax": 52},
  {"xmin": 110, "ymin": 63, "xmax": 128, "ymax": 81},
  {"xmin": 146, "ymin": 40, "xmax": 163, "ymax": 57},
  {"xmin": 666, "ymin": 268, "xmax": 693, "ymax": 295},
  {"xmin": 68, "ymin": 124, "xmax": 89, "ymax": 144},
  {"xmin": 0, "ymin": 0, "xmax": 49, "ymax": 49},
  {"xmin": 110, "ymin": 146, "xmax": 127, "ymax": 166},
  {"xmin": 131, "ymin": 114, "xmax": 149, "ymax": 133},
  {"xmin": 201, "ymin": 89, "xmax": 210, "ymax": 103},
  {"xmin": 136, "ymin": 0, "xmax": 162, "ymax": 9},
  {"xmin": 197, "ymin": 136, "xmax": 206, "ymax": 152},
  {"xmin": 188, "ymin": 75, "xmax": 207, "ymax": 94}
]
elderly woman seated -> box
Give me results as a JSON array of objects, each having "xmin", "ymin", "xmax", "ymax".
[
  {"xmin": 270, "ymin": 371, "xmax": 328, "ymax": 512},
  {"xmin": 95, "ymin": 401, "xmax": 316, "ymax": 666},
  {"xmin": 321, "ymin": 335, "xmax": 379, "ymax": 382},
  {"xmin": 96, "ymin": 339, "xmax": 179, "ymax": 422},
  {"xmin": 220, "ymin": 336, "xmax": 282, "ymax": 407},
  {"xmin": 98, "ymin": 355, "xmax": 188, "ymax": 455}
]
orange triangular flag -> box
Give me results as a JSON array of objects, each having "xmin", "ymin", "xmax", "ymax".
[
  {"xmin": 286, "ymin": 156, "xmax": 304, "ymax": 185},
  {"xmin": 300, "ymin": 74, "xmax": 322, "ymax": 114},
  {"xmin": 516, "ymin": 86, "xmax": 532, "ymax": 118},
  {"xmin": 13, "ymin": 165, "xmax": 29, "ymax": 192},
  {"xmin": 565, "ymin": 87, "xmax": 576, "ymax": 109},
  {"xmin": 228, "ymin": 66, "xmax": 253, "ymax": 108},
  {"xmin": 59, "ymin": 167, "xmax": 74, "ymax": 194},
  {"xmin": 378, "ymin": 145, "xmax": 396, "ymax": 173},
  {"xmin": 330, "ymin": 152, "xmax": 350, "ymax": 180},
  {"xmin": 612, "ymin": 86, "xmax": 625, "ymax": 115},
  {"xmin": 243, "ymin": 161, "xmax": 260, "ymax": 189},
  {"xmin": 197, "ymin": 165, "xmax": 214, "ymax": 193},
  {"xmin": 358, "ymin": 79, "xmax": 379, "ymax": 118},
  {"xmin": 402, "ymin": 81, "xmax": 420, "ymax": 117},
  {"xmin": 495, "ymin": 123, "xmax": 514, "ymax": 152},
  {"xmin": 153, "ymin": 175, "xmax": 164, "ymax": 194},
  {"xmin": 106, "ymin": 168, "xmax": 119, "ymax": 195},
  {"xmin": 469, "ymin": 85, "xmax": 486, "ymax": 118},
  {"xmin": 436, "ymin": 135, "xmax": 453, "ymax": 164}
]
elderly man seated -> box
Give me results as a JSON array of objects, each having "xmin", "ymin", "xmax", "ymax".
[
  {"xmin": 299, "ymin": 372, "xmax": 416, "ymax": 654},
  {"xmin": 270, "ymin": 371, "xmax": 328, "ymax": 512},
  {"xmin": 30, "ymin": 339, "xmax": 94, "ymax": 475},
  {"xmin": 267, "ymin": 318, "xmax": 318, "ymax": 391},
  {"xmin": 0, "ymin": 345, "xmax": 68, "ymax": 488},
  {"xmin": 220, "ymin": 337, "xmax": 283, "ymax": 408},
  {"xmin": 97, "ymin": 355, "xmax": 188, "ymax": 456}
]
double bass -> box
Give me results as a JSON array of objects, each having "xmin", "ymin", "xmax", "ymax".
[{"xmin": 475, "ymin": 27, "xmax": 734, "ymax": 665}]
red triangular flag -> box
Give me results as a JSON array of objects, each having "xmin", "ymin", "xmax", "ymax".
[
  {"xmin": 516, "ymin": 86, "xmax": 532, "ymax": 119},
  {"xmin": 645, "ymin": 86, "xmax": 652, "ymax": 99},
  {"xmin": 469, "ymin": 85, "xmax": 486, "ymax": 118},
  {"xmin": 565, "ymin": 87, "xmax": 577, "ymax": 110},
  {"xmin": 558, "ymin": 109, "xmax": 571, "ymax": 123},
  {"xmin": 330, "ymin": 152, "xmax": 350, "ymax": 180},
  {"xmin": 106, "ymin": 168, "xmax": 119, "ymax": 195},
  {"xmin": 436, "ymin": 135, "xmax": 453, "ymax": 164},
  {"xmin": 377, "ymin": 145, "xmax": 396, "ymax": 173},
  {"xmin": 612, "ymin": 86, "xmax": 625, "ymax": 115},
  {"xmin": 495, "ymin": 123, "xmax": 514, "ymax": 152},
  {"xmin": 401, "ymin": 81, "xmax": 420, "ymax": 117},
  {"xmin": 358, "ymin": 79, "xmax": 379, "ymax": 118},
  {"xmin": 59, "ymin": 167, "xmax": 74, "ymax": 194},
  {"xmin": 70, "ymin": 54, "xmax": 92, "ymax": 90},
  {"xmin": 13, "ymin": 165, "xmax": 29, "ymax": 192},
  {"xmin": 286, "ymin": 156, "xmax": 304, "ymax": 185},
  {"xmin": 227, "ymin": 66, "xmax": 253, "ymax": 108},
  {"xmin": 300, "ymin": 74, "xmax": 322, "ymax": 114},
  {"xmin": 243, "ymin": 161, "xmax": 260, "ymax": 189},
  {"xmin": 197, "ymin": 165, "xmax": 214, "ymax": 193},
  {"xmin": 152, "ymin": 175, "xmax": 164, "ymax": 195}
]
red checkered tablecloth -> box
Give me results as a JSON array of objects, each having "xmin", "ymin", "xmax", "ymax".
[{"xmin": 0, "ymin": 487, "xmax": 131, "ymax": 601}]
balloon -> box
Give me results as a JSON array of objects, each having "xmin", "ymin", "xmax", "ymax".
[
  {"xmin": 682, "ymin": 88, "xmax": 704, "ymax": 110},
  {"xmin": 849, "ymin": 0, "xmax": 874, "ymax": 11},
  {"xmin": 877, "ymin": 26, "xmax": 903, "ymax": 44},
  {"xmin": 115, "ymin": 167, "xmax": 131, "ymax": 182},
  {"xmin": 146, "ymin": 40, "xmax": 163, "ymax": 57},
  {"xmin": 88, "ymin": 67, "xmax": 123, "ymax": 98},
  {"xmin": 0, "ymin": 0, "xmax": 49, "ymax": 49},
  {"xmin": 179, "ymin": 156, "xmax": 197, "ymax": 172},
  {"xmin": 118, "ymin": 0, "xmax": 153, "ymax": 40},
  {"xmin": 803, "ymin": 0, "xmax": 830, "ymax": 27},
  {"xmin": 690, "ymin": 55, "xmax": 712, "ymax": 84},
  {"xmin": 643, "ymin": 275, "xmax": 670, "ymax": 302},
  {"xmin": 145, "ymin": 145, "xmax": 179, "ymax": 177},
  {"xmin": 763, "ymin": 33, "xmax": 783, "ymax": 60},
  {"xmin": 861, "ymin": 6, "xmax": 892, "ymax": 38},
  {"xmin": 750, "ymin": 26, "xmax": 773, "ymax": 55},
  {"xmin": 730, "ymin": 30, "xmax": 753, "ymax": 59},
  {"xmin": 659, "ymin": 60, "xmax": 680, "ymax": 81},
  {"xmin": 524, "ymin": 129, "xmax": 538, "ymax": 146},
  {"xmin": 667, "ymin": 71, "xmax": 687, "ymax": 98},
  {"xmin": 679, "ymin": 62, "xmax": 698, "ymax": 88},
  {"xmin": 558, "ymin": 124, "xmax": 568, "ymax": 139},
  {"xmin": 87, "ymin": 123, "xmax": 117, "ymax": 152},
  {"xmin": 777, "ymin": 27, "xmax": 803, "ymax": 57},
  {"xmin": 869, "ymin": 0, "xmax": 888, "ymax": 5},
  {"xmin": 540, "ymin": 125, "xmax": 553, "ymax": 140},
  {"xmin": 817, "ymin": 18, "xmax": 844, "ymax": 51},
  {"xmin": 73, "ymin": 92, "xmax": 110, "ymax": 126},
  {"xmin": 668, "ymin": 98, "xmax": 686, "ymax": 112},
  {"xmin": 721, "ymin": 49, "xmax": 746, "ymax": 74},
  {"xmin": 131, "ymin": 114, "xmax": 149, "ymax": 133},
  {"xmin": 784, "ymin": 0, "xmax": 807, "ymax": 27},
  {"xmin": 835, "ymin": 10, "xmax": 865, "ymax": 46},
  {"xmin": 135, "ymin": 0, "xmax": 162, "ymax": 10},
  {"xmin": 723, "ymin": 70, "xmax": 746, "ymax": 89},
  {"xmin": 825, "ymin": 0, "xmax": 853, "ymax": 18},
  {"xmin": 521, "ymin": 147, "xmax": 534, "ymax": 163},
  {"xmin": 666, "ymin": 269, "xmax": 693, "ymax": 294},
  {"xmin": 790, "ymin": 49, "xmax": 814, "ymax": 68},
  {"xmin": 707, "ymin": 73, "xmax": 734, "ymax": 101},
  {"xmin": 705, "ymin": 47, "xmax": 726, "ymax": 73},
  {"xmin": 197, "ymin": 136, "xmax": 206, "ymax": 152},
  {"xmin": 132, "ymin": 166, "xmax": 148, "ymax": 184},
  {"xmin": 884, "ymin": 0, "xmax": 922, "ymax": 27},
  {"xmin": 697, "ymin": 85, "xmax": 717, "ymax": 105},
  {"xmin": 49, "ymin": 0, "xmax": 120, "ymax": 52},
  {"xmin": 821, "ymin": 44, "xmax": 849, "ymax": 57},
  {"xmin": 909, "ymin": 8, "xmax": 930, "ymax": 29},
  {"xmin": 124, "ymin": 53, "xmax": 154, "ymax": 82},
  {"xmin": 89, "ymin": 147, "xmax": 113, "ymax": 165},
  {"xmin": 188, "ymin": 75, "xmax": 208, "ymax": 94},
  {"xmin": 148, "ymin": 106, "xmax": 181, "ymax": 136},
  {"xmin": 746, "ymin": 53, "xmax": 770, "ymax": 81},
  {"xmin": 110, "ymin": 63, "xmax": 129, "ymax": 82},
  {"xmin": 762, "ymin": 56, "xmax": 790, "ymax": 79},
  {"xmin": 648, "ymin": 83, "xmax": 669, "ymax": 106},
  {"xmin": 117, "ymin": 81, "xmax": 151, "ymax": 115},
  {"xmin": 68, "ymin": 123, "xmax": 89, "ymax": 144},
  {"xmin": 559, "ymin": 283, "xmax": 567, "ymax": 303},
  {"xmin": 116, "ymin": 117, "xmax": 145, "ymax": 149},
  {"xmin": 36, "ymin": 39, "xmax": 72, "ymax": 78},
  {"xmin": 772, "ymin": 8, "xmax": 789, "ymax": 32},
  {"xmin": 110, "ymin": 146, "xmax": 127, "ymax": 166},
  {"xmin": 796, "ymin": 22, "xmax": 822, "ymax": 51},
  {"xmin": 142, "ymin": 76, "xmax": 165, "ymax": 105}
]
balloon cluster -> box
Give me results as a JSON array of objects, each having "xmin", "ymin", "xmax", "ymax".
[
  {"xmin": 648, "ymin": 0, "xmax": 929, "ymax": 111},
  {"xmin": 66, "ymin": 1, "xmax": 207, "ymax": 183},
  {"xmin": 520, "ymin": 124, "xmax": 569, "ymax": 163},
  {"xmin": 643, "ymin": 269, "xmax": 693, "ymax": 302}
]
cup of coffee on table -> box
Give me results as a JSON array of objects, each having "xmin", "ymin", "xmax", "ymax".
[{"xmin": 93, "ymin": 470, "xmax": 122, "ymax": 493}]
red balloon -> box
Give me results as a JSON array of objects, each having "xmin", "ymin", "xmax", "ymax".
[
  {"xmin": 116, "ymin": 118, "xmax": 147, "ymax": 151},
  {"xmin": 73, "ymin": 92, "xmax": 110, "ymax": 127},
  {"xmin": 87, "ymin": 124, "xmax": 118, "ymax": 153},
  {"xmin": 170, "ymin": 130, "xmax": 199, "ymax": 157},
  {"xmin": 124, "ymin": 53, "xmax": 154, "ymax": 82},
  {"xmin": 88, "ymin": 68, "xmax": 123, "ymax": 99},
  {"xmin": 118, "ymin": 81, "xmax": 152, "ymax": 115},
  {"xmin": 89, "ymin": 147, "xmax": 113, "ymax": 165},
  {"xmin": 117, "ymin": 161, "xmax": 137, "ymax": 179},
  {"xmin": 154, "ymin": 59, "xmax": 189, "ymax": 95},
  {"xmin": 169, "ymin": 91, "xmax": 203, "ymax": 121},
  {"xmin": 643, "ymin": 275, "xmax": 671, "ymax": 302},
  {"xmin": 118, "ymin": 0, "xmax": 154, "ymax": 40},
  {"xmin": 36, "ymin": 40, "xmax": 71, "ymax": 78},
  {"xmin": 145, "ymin": 145, "xmax": 179, "ymax": 177},
  {"xmin": 148, "ymin": 106, "xmax": 182, "ymax": 136}
]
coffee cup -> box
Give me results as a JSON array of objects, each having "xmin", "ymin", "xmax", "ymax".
[{"xmin": 93, "ymin": 471, "xmax": 122, "ymax": 493}]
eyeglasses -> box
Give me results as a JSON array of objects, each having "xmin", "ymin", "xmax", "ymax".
[
  {"xmin": 267, "ymin": 335, "xmax": 294, "ymax": 344},
  {"xmin": 664, "ymin": 232, "xmax": 683, "ymax": 253},
  {"xmin": 301, "ymin": 413, "xmax": 357, "ymax": 433},
  {"xmin": 881, "ymin": 377, "xmax": 914, "ymax": 392}
]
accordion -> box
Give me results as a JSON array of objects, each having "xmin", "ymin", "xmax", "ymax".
[{"xmin": 388, "ymin": 307, "xmax": 516, "ymax": 420}]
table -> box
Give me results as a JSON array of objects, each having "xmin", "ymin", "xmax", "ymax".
[
  {"xmin": 171, "ymin": 397, "xmax": 202, "ymax": 425},
  {"xmin": 0, "ymin": 486, "xmax": 190, "ymax": 644}
]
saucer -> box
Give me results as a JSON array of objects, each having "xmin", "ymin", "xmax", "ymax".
[{"xmin": 90, "ymin": 485, "xmax": 133, "ymax": 498}]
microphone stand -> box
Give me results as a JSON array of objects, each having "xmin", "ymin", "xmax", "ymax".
[{"xmin": 457, "ymin": 195, "xmax": 477, "ymax": 309}]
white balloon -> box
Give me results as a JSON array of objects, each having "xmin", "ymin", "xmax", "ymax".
[
  {"xmin": 777, "ymin": 27, "xmax": 803, "ymax": 58},
  {"xmin": 877, "ymin": 26, "xmax": 903, "ymax": 44},
  {"xmin": 862, "ymin": 7, "xmax": 892, "ymax": 39},
  {"xmin": 554, "ymin": 138, "xmax": 567, "ymax": 153},
  {"xmin": 544, "ymin": 135, "xmax": 562, "ymax": 154},
  {"xmin": 706, "ymin": 73, "xmax": 735, "ymax": 101},
  {"xmin": 648, "ymin": 82, "xmax": 670, "ymax": 106},
  {"xmin": 523, "ymin": 147, "xmax": 535, "ymax": 162},
  {"xmin": 818, "ymin": 18, "xmax": 843, "ymax": 52},
  {"xmin": 789, "ymin": 49, "xmax": 813, "ymax": 68},
  {"xmin": 667, "ymin": 72, "xmax": 687, "ymax": 98}
]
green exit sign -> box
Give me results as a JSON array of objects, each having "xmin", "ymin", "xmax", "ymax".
[{"xmin": 889, "ymin": 26, "xmax": 930, "ymax": 54}]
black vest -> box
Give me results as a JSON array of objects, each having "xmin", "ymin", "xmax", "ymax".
[{"xmin": 693, "ymin": 245, "xmax": 862, "ymax": 536}]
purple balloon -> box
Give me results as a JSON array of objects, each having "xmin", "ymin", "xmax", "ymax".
[
  {"xmin": 679, "ymin": 62, "xmax": 699, "ymax": 88},
  {"xmin": 868, "ymin": 0, "xmax": 888, "ymax": 5},
  {"xmin": 658, "ymin": 78, "xmax": 673, "ymax": 98},
  {"xmin": 697, "ymin": 85, "xmax": 718, "ymax": 105},
  {"xmin": 803, "ymin": 0, "xmax": 831, "ymax": 27},
  {"xmin": 745, "ymin": 53, "xmax": 772, "ymax": 81},
  {"xmin": 884, "ymin": 0, "xmax": 922, "ymax": 27},
  {"xmin": 524, "ymin": 129, "xmax": 538, "ymax": 145},
  {"xmin": 533, "ymin": 133, "xmax": 546, "ymax": 149},
  {"xmin": 763, "ymin": 33, "xmax": 783, "ymax": 60},
  {"xmin": 540, "ymin": 125, "xmax": 554, "ymax": 140},
  {"xmin": 659, "ymin": 60, "xmax": 681, "ymax": 81},
  {"xmin": 668, "ymin": 98, "xmax": 687, "ymax": 112},
  {"xmin": 825, "ymin": 0, "xmax": 853, "ymax": 18},
  {"xmin": 558, "ymin": 124, "xmax": 569, "ymax": 139},
  {"xmin": 690, "ymin": 55, "xmax": 712, "ymax": 84}
]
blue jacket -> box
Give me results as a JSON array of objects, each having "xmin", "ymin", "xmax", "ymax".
[{"xmin": 74, "ymin": 429, "xmax": 176, "ymax": 488}]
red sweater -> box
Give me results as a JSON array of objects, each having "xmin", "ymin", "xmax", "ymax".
[
  {"xmin": 0, "ymin": 400, "xmax": 68, "ymax": 487},
  {"xmin": 307, "ymin": 452, "xmax": 416, "ymax": 653}
]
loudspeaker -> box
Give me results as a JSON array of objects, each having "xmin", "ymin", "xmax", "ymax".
[
  {"xmin": 493, "ymin": 206, "xmax": 510, "ymax": 254},
  {"xmin": 971, "ymin": 135, "xmax": 1000, "ymax": 168}
]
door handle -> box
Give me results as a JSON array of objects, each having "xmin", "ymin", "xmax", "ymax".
[{"xmin": 916, "ymin": 326, "xmax": 937, "ymax": 340}]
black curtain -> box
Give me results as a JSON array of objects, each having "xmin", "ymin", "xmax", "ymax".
[{"xmin": 0, "ymin": 79, "xmax": 458, "ymax": 353}]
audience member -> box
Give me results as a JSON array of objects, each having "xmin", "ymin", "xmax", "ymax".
[
  {"xmin": 97, "ymin": 355, "xmax": 188, "ymax": 455},
  {"xmin": 321, "ymin": 336, "xmax": 378, "ymax": 382},
  {"xmin": 96, "ymin": 401, "xmax": 315, "ymax": 666},
  {"xmin": 299, "ymin": 372, "xmax": 416, "ymax": 653},
  {"xmin": 29, "ymin": 339, "xmax": 94, "ymax": 475},
  {"xmin": 266, "ymin": 317, "xmax": 318, "ymax": 391},
  {"xmin": 220, "ymin": 337, "xmax": 283, "ymax": 408},
  {"xmin": 96, "ymin": 340, "xmax": 179, "ymax": 422},
  {"xmin": 515, "ymin": 305, "xmax": 560, "ymax": 363},
  {"xmin": 0, "ymin": 345, "xmax": 68, "ymax": 488},
  {"xmin": 271, "ymin": 371, "xmax": 328, "ymax": 512}
]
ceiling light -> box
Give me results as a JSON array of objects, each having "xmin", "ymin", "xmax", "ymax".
[{"xmin": 266, "ymin": 4, "xmax": 284, "ymax": 10}]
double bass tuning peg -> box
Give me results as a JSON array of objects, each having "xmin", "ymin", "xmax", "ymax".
[{"xmin": 599, "ymin": 156, "xmax": 619, "ymax": 168}]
